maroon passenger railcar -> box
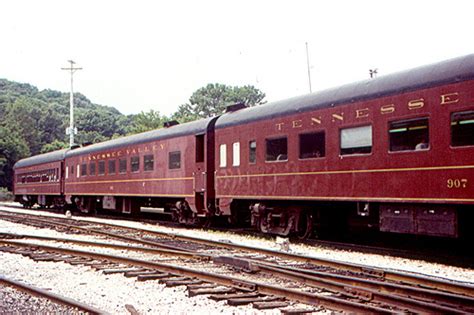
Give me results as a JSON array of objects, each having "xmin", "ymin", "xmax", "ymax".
[
  {"xmin": 13, "ymin": 149, "xmax": 67, "ymax": 208},
  {"xmin": 63, "ymin": 117, "xmax": 218, "ymax": 224},
  {"xmin": 214, "ymin": 55, "xmax": 474, "ymax": 238}
]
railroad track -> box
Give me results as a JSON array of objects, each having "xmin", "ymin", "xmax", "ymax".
[
  {"xmin": 0, "ymin": 275, "xmax": 105, "ymax": 314},
  {"xmin": 1, "ymin": 209, "xmax": 473, "ymax": 313},
  {"xmin": 2, "ymin": 201, "xmax": 472, "ymax": 269}
]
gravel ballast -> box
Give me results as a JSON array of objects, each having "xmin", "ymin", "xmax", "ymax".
[{"xmin": 0, "ymin": 204, "xmax": 473, "ymax": 314}]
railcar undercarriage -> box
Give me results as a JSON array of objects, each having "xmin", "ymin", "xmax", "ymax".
[{"xmin": 250, "ymin": 203, "xmax": 314, "ymax": 239}]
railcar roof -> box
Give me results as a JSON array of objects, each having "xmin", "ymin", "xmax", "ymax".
[
  {"xmin": 13, "ymin": 149, "xmax": 68, "ymax": 169},
  {"xmin": 216, "ymin": 54, "xmax": 474, "ymax": 129},
  {"xmin": 66, "ymin": 116, "xmax": 215, "ymax": 158}
]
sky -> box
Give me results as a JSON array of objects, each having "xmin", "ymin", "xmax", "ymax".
[{"xmin": 1, "ymin": 0, "xmax": 473, "ymax": 116}]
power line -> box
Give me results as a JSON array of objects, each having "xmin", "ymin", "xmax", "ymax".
[
  {"xmin": 305, "ymin": 42, "xmax": 312, "ymax": 93},
  {"xmin": 61, "ymin": 60, "xmax": 82, "ymax": 147}
]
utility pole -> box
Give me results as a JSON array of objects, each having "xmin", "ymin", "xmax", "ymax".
[
  {"xmin": 369, "ymin": 68, "xmax": 378, "ymax": 79},
  {"xmin": 61, "ymin": 60, "xmax": 82, "ymax": 147},
  {"xmin": 305, "ymin": 42, "xmax": 312, "ymax": 93}
]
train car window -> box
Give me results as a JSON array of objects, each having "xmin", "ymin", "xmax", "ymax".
[
  {"xmin": 389, "ymin": 118, "xmax": 429, "ymax": 151},
  {"xmin": 340, "ymin": 125, "xmax": 372, "ymax": 155},
  {"xmin": 249, "ymin": 140, "xmax": 257, "ymax": 164},
  {"xmin": 220, "ymin": 144, "xmax": 227, "ymax": 167},
  {"xmin": 232, "ymin": 142, "xmax": 240, "ymax": 166},
  {"xmin": 81, "ymin": 163, "xmax": 87, "ymax": 177},
  {"xmin": 108, "ymin": 159, "xmax": 116, "ymax": 175},
  {"xmin": 300, "ymin": 131, "xmax": 325, "ymax": 159},
  {"xmin": 451, "ymin": 110, "xmax": 474, "ymax": 147},
  {"xmin": 266, "ymin": 137, "xmax": 288, "ymax": 161},
  {"xmin": 196, "ymin": 134, "xmax": 205, "ymax": 163},
  {"xmin": 131, "ymin": 156, "xmax": 140, "ymax": 172},
  {"xmin": 144, "ymin": 154, "xmax": 154, "ymax": 171},
  {"xmin": 98, "ymin": 160, "xmax": 105, "ymax": 175},
  {"xmin": 169, "ymin": 151, "xmax": 181, "ymax": 169},
  {"xmin": 119, "ymin": 158, "xmax": 127, "ymax": 174},
  {"xmin": 70, "ymin": 164, "xmax": 74, "ymax": 175},
  {"xmin": 89, "ymin": 162, "xmax": 96, "ymax": 176}
]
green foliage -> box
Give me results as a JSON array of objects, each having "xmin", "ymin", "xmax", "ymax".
[
  {"xmin": 126, "ymin": 109, "xmax": 167, "ymax": 134},
  {"xmin": 0, "ymin": 187, "xmax": 13, "ymax": 201},
  {"xmin": 174, "ymin": 83, "xmax": 265, "ymax": 120},
  {"xmin": 40, "ymin": 140, "xmax": 68, "ymax": 154},
  {"xmin": 0, "ymin": 78, "xmax": 127, "ymax": 189},
  {"xmin": 0, "ymin": 124, "xmax": 30, "ymax": 189},
  {"xmin": 0, "ymin": 78, "xmax": 266, "ymax": 190}
]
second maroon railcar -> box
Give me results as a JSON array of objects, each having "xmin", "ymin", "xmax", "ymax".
[{"xmin": 63, "ymin": 117, "xmax": 218, "ymax": 224}]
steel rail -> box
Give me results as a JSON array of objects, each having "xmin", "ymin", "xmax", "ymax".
[
  {"xmin": 253, "ymin": 262, "xmax": 474, "ymax": 314},
  {"xmin": 0, "ymin": 275, "xmax": 106, "ymax": 314},
  {"xmin": 1, "ymin": 210, "xmax": 473, "ymax": 299},
  {"xmin": 4, "ymin": 232, "xmax": 472, "ymax": 313},
  {"xmin": 0, "ymin": 239, "xmax": 393, "ymax": 314},
  {"xmin": 0, "ymin": 232, "xmax": 205, "ymax": 260},
  {"xmin": 76, "ymin": 216, "xmax": 474, "ymax": 298},
  {"xmin": 0, "ymin": 213, "xmax": 192, "ymax": 253}
]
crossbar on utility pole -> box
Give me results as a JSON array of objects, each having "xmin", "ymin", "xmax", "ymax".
[{"xmin": 61, "ymin": 60, "xmax": 82, "ymax": 147}]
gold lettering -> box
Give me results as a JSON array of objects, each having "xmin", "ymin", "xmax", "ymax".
[
  {"xmin": 275, "ymin": 122, "xmax": 284, "ymax": 131},
  {"xmin": 311, "ymin": 117, "xmax": 322, "ymax": 125},
  {"xmin": 160, "ymin": 143, "xmax": 165, "ymax": 150},
  {"xmin": 408, "ymin": 98, "xmax": 424, "ymax": 110},
  {"xmin": 380, "ymin": 104, "xmax": 395, "ymax": 115},
  {"xmin": 292, "ymin": 120, "xmax": 303, "ymax": 128},
  {"xmin": 355, "ymin": 108, "xmax": 369, "ymax": 119},
  {"xmin": 440, "ymin": 92, "xmax": 459, "ymax": 105},
  {"xmin": 331, "ymin": 113, "xmax": 344, "ymax": 122}
]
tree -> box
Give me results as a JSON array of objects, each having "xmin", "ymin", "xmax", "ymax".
[
  {"xmin": 126, "ymin": 109, "xmax": 167, "ymax": 134},
  {"xmin": 174, "ymin": 83, "xmax": 265, "ymax": 121},
  {"xmin": 0, "ymin": 125, "xmax": 30, "ymax": 190},
  {"xmin": 40, "ymin": 140, "xmax": 68, "ymax": 154}
]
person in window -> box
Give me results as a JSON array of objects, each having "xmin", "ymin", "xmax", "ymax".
[{"xmin": 415, "ymin": 138, "xmax": 429, "ymax": 150}]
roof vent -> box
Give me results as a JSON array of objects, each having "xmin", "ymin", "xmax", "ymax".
[
  {"xmin": 226, "ymin": 102, "xmax": 247, "ymax": 113},
  {"xmin": 164, "ymin": 120, "xmax": 179, "ymax": 128},
  {"xmin": 82, "ymin": 142, "xmax": 93, "ymax": 147},
  {"xmin": 70, "ymin": 144, "xmax": 81, "ymax": 150}
]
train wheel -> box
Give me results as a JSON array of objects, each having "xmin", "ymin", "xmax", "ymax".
[{"xmin": 295, "ymin": 211, "xmax": 313, "ymax": 239}]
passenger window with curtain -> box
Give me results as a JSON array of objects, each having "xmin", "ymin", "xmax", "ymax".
[
  {"xmin": 266, "ymin": 137, "xmax": 288, "ymax": 161},
  {"xmin": 451, "ymin": 111, "xmax": 474, "ymax": 147},
  {"xmin": 81, "ymin": 163, "xmax": 87, "ymax": 176},
  {"xmin": 169, "ymin": 151, "xmax": 181, "ymax": 169},
  {"xmin": 340, "ymin": 125, "xmax": 372, "ymax": 155},
  {"xmin": 131, "ymin": 156, "xmax": 140, "ymax": 172},
  {"xmin": 300, "ymin": 131, "xmax": 325, "ymax": 159},
  {"xmin": 249, "ymin": 140, "xmax": 256, "ymax": 164},
  {"xmin": 389, "ymin": 118, "xmax": 429, "ymax": 151},
  {"xmin": 144, "ymin": 154, "xmax": 154, "ymax": 171},
  {"xmin": 232, "ymin": 142, "xmax": 240, "ymax": 166},
  {"xmin": 119, "ymin": 158, "xmax": 127, "ymax": 174},
  {"xmin": 219, "ymin": 144, "xmax": 227, "ymax": 167},
  {"xmin": 89, "ymin": 162, "xmax": 96, "ymax": 176},
  {"xmin": 98, "ymin": 160, "xmax": 105, "ymax": 175},
  {"xmin": 108, "ymin": 159, "xmax": 116, "ymax": 175}
]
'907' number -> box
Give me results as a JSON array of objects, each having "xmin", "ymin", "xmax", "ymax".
[{"xmin": 447, "ymin": 178, "xmax": 468, "ymax": 189}]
